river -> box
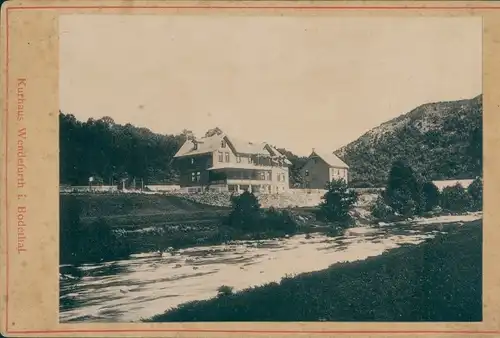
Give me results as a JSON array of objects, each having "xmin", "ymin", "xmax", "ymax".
[{"xmin": 59, "ymin": 213, "xmax": 482, "ymax": 323}]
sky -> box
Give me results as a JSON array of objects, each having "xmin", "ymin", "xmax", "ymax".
[{"xmin": 60, "ymin": 14, "xmax": 482, "ymax": 156}]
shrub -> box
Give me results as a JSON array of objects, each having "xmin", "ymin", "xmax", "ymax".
[
  {"xmin": 78, "ymin": 218, "xmax": 133, "ymax": 263},
  {"xmin": 317, "ymin": 179, "xmax": 358, "ymax": 226},
  {"xmin": 263, "ymin": 207, "xmax": 298, "ymax": 235},
  {"xmin": 226, "ymin": 191, "xmax": 262, "ymax": 231},
  {"xmin": 60, "ymin": 195, "xmax": 133, "ymax": 264},
  {"xmin": 421, "ymin": 181, "xmax": 441, "ymax": 212},
  {"xmin": 467, "ymin": 177, "xmax": 483, "ymax": 211},
  {"xmin": 217, "ymin": 285, "xmax": 234, "ymax": 297},
  {"xmin": 371, "ymin": 195, "xmax": 395, "ymax": 220},
  {"xmin": 440, "ymin": 183, "xmax": 472, "ymax": 212},
  {"xmin": 384, "ymin": 160, "xmax": 424, "ymax": 216},
  {"xmin": 389, "ymin": 188, "xmax": 418, "ymax": 217}
]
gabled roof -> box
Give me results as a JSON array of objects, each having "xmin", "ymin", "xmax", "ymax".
[
  {"xmin": 173, "ymin": 130, "xmax": 291, "ymax": 164},
  {"xmin": 309, "ymin": 150, "xmax": 349, "ymax": 169},
  {"xmin": 173, "ymin": 133, "xmax": 224, "ymax": 157},
  {"xmin": 228, "ymin": 137, "xmax": 269, "ymax": 156}
]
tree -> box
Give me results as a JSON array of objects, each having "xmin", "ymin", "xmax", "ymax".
[
  {"xmin": 317, "ymin": 179, "xmax": 358, "ymax": 226},
  {"xmin": 276, "ymin": 148, "xmax": 308, "ymax": 187},
  {"xmin": 263, "ymin": 207, "xmax": 298, "ymax": 234},
  {"xmin": 59, "ymin": 112, "xmax": 184, "ymax": 186},
  {"xmin": 370, "ymin": 194, "xmax": 394, "ymax": 220},
  {"xmin": 467, "ymin": 177, "xmax": 483, "ymax": 211},
  {"xmin": 384, "ymin": 160, "xmax": 424, "ymax": 216},
  {"xmin": 421, "ymin": 181, "xmax": 440, "ymax": 212},
  {"xmin": 440, "ymin": 184, "xmax": 472, "ymax": 212},
  {"xmin": 226, "ymin": 191, "xmax": 262, "ymax": 231}
]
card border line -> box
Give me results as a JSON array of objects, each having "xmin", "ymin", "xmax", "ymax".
[{"xmin": 3, "ymin": 3, "xmax": 499, "ymax": 336}]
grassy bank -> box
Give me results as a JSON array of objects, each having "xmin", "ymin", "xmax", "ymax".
[
  {"xmin": 146, "ymin": 220, "xmax": 482, "ymax": 322},
  {"xmin": 60, "ymin": 193, "xmax": 319, "ymax": 265}
]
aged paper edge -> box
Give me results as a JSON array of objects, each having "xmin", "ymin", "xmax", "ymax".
[{"xmin": 1, "ymin": 0, "xmax": 499, "ymax": 337}]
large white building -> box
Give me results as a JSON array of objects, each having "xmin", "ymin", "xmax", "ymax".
[{"xmin": 174, "ymin": 129, "xmax": 291, "ymax": 193}]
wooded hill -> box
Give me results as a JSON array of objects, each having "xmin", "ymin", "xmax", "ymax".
[{"xmin": 335, "ymin": 95, "xmax": 482, "ymax": 187}]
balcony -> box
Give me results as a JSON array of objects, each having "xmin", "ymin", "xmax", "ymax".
[{"xmin": 208, "ymin": 167, "xmax": 272, "ymax": 183}]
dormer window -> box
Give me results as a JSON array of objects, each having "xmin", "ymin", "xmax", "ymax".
[
  {"xmin": 193, "ymin": 142, "xmax": 198, "ymax": 150},
  {"xmin": 221, "ymin": 140, "xmax": 226, "ymax": 148}
]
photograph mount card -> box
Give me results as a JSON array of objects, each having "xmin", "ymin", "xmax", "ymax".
[{"xmin": 1, "ymin": 1, "xmax": 499, "ymax": 337}]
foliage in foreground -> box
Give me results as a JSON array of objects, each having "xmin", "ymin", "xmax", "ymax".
[
  {"xmin": 226, "ymin": 191, "xmax": 298, "ymax": 235},
  {"xmin": 60, "ymin": 195, "xmax": 132, "ymax": 264},
  {"xmin": 145, "ymin": 221, "xmax": 482, "ymax": 322}
]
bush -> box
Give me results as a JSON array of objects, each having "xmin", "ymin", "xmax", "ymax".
[
  {"xmin": 263, "ymin": 207, "xmax": 298, "ymax": 235},
  {"xmin": 60, "ymin": 195, "xmax": 133, "ymax": 264},
  {"xmin": 77, "ymin": 218, "xmax": 133, "ymax": 263},
  {"xmin": 468, "ymin": 177, "xmax": 483, "ymax": 211},
  {"xmin": 440, "ymin": 183, "xmax": 472, "ymax": 212},
  {"xmin": 384, "ymin": 160, "xmax": 439, "ymax": 217},
  {"xmin": 226, "ymin": 192, "xmax": 299, "ymax": 236},
  {"xmin": 317, "ymin": 179, "xmax": 358, "ymax": 226},
  {"xmin": 371, "ymin": 195, "xmax": 395, "ymax": 220},
  {"xmin": 226, "ymin": 191, "xmax": 262, "ymax": 231},
  {"xmin": 421, "ymin": 181, "xmax": 441, "ymax": 212},
  {"xmin": 388, "ymin": 188, "xmax": 418, "ymax": 217},
  {"xmin": 217, "ymin": 285, "xmax": 234, "ymax": 297},
  {"xmin": 384, "ymin": 160, "xmax": 425, "ymax": 216}
]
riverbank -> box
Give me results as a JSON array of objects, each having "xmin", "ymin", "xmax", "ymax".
[
  {"xmin": 146, "ymin": 219, "xmax": 482, "ymax": 322},
  {"xmin": 59, "ymin": 213, "xmax": 481, "ymax": 322},
  {"xmin": 59, "ymin": 192, "xmax": 477, "ymax": 265},
  {"xmin": 60, "ymin": 192, "xmax": 327, "ymax": 265}
]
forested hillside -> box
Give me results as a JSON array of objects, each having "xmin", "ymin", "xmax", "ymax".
[
  {"xmin": 59, "ymin": 113, "xmax": 186, "ymax": 185},
  {"xmin": 335, "ymin": 95, "xmax": 482, "ymax": 187}
]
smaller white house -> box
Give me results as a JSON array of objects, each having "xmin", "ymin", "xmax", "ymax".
[{"xmin": 299, "ymin": 149, "xmax": 349, "ymax": 189}]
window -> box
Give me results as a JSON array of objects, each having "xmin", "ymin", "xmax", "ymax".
[
  {"xmin": 248, "ymin": 157, "xmax": 253, "ymax": 164},
  {"xmin": 191, "ymin": 158, "xmax": 195, "ymax": 165},
  {"xmin": 191, "ymin": 172, "xmax": 196, "ymax": 182},
  {"xmin": 218, "ymin": 151, "xmax": 223, "ymax": 162},
  {"xmin": 236, "ymin": 156, "xmax": 241, "ymax": 163},
  {"xmin": 221, "ymin": 140, "xmax": 226, "ymax": 148},
  {"xmin": 225, "ymin": 152, "xmax": 230, "ymax": 162},
  {"xmin": 196, "ymin": 172, "xmax": 201, "ymax": 182},
  {"xmin": 305, "ymin": 170, "xmax": 309, "ymax": 177}
]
